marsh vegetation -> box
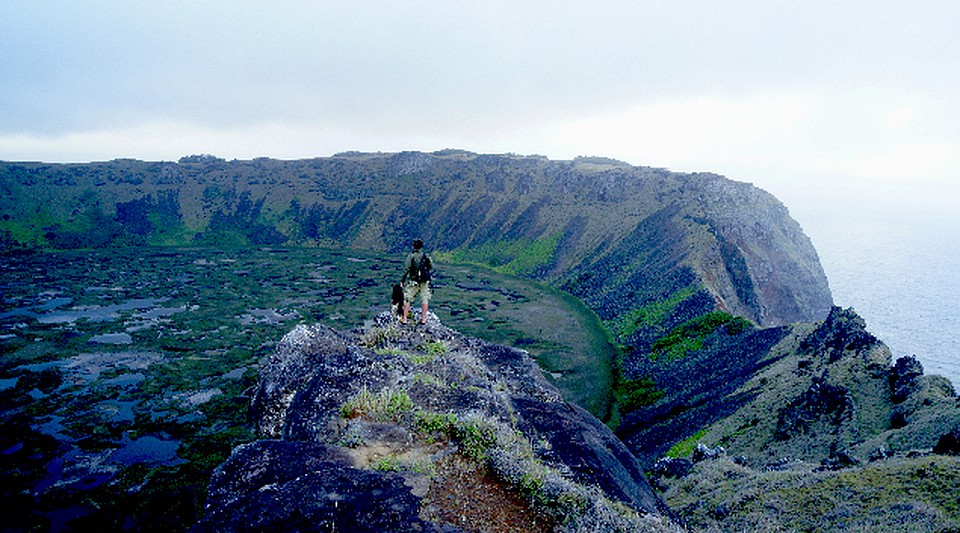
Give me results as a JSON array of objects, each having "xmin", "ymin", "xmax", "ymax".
[{"xmin": 0, "ymin": 246, "xmax": 613, "ymax": 531}]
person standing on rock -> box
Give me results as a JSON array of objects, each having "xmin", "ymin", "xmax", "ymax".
[{"xmin": 401, "ymin": 239, "xmax": 432, "ymax": 324}]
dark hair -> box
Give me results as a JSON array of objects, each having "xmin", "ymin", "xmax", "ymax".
[{"xmin": 413, "ymin": 239, "xmax": 424, "ymax": 250}]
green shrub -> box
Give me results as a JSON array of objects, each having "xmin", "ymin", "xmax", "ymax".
[
  {"xmin": 371, "ymin": 455, "xmax": 402, "ymax": 472},
  {"xmin": 360, "ymin": 325, "xmax": 402, "ymax": 348},
  {"xmin": 412, "ymin": 372, "xmax": 445, "ymax": 387},
  {"xmin": 452, "ymin": 417, "xmax": 497, "ymax": 461},
  {"xmin": 375, "ymin": 346, "xmax": 408, "ymax": 358},
  {"xmin": 415, "ymin": 411, "xmax": 458, "ymax": 436},
  {"xmin": 618, "ymin": 376, "xmax": 665, "ymax": 412},
  {"xmin": 424, "ymin": 340, "xmax": 447, "ymax": 358},
  {"xmin": 409, "ymin": 340, "xmax": 447, "ymax": 364},
  {"xmin": 413, "ymin": 411, "xmax": 495, "ymax": 460}
]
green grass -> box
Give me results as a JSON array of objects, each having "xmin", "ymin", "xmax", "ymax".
[
  {"xmin": 661, "ymin": 455, "xmax": 960, "ymax": 532},
  {"xmin": 650, "ymin": 311, "xmax": 753, "ymax": 362},
  {"xmin": 425, "ymin": 340, "xmax": 447, "ymax": 356},
  {"xmin": 437, "ymin": 232, "xmax": 561, "ymax": 276},
  {"xmin": 340, "ymin": 387, "xmax": 414, "ymax": 422},
  {"xmin": 607, "ymin": 286, "xmax": 698, "ymax": 342},
  {"xmin": 616, "ymin": 376, "xmax": 665, "ymax": 413},
  {"xmin": 415, "ymin": 411, "xmax": 459, "ymax": 436},
  {"xmin": 450, "ymin": 417, "xmax": 498, "ymax": 461},
  {"xmin": 371, "ymin": 455, "xmax": 402, "ymax": 472},
  {"xmin": 665, "ymin": 429, "xmax": 708, "ymax": 458}
]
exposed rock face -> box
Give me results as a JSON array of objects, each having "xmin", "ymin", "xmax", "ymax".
[
  {"xmin": 933, "ymin": 428, "xmax": 960, "ymax": 455},
  {"xmin": 194, "ymin": 441, "xmax": 445, "ymax": 533},
  {"xmin": 890, "ymin": 355, "xmax": 925, "ymax": 403},
  {"xmin": 629, "ymin": 306, "xmax": 960, "ymax": 471},
  {"xmin": 196, "ymin": 313, "xmax": 679, "ymax": 532},
  {"xmin": 774, "ymin": 377, "xmax": 858, "ymax": 441},
  {"xmin": 799, "ymin": 305, "xmax": 879, "ymax": 362},
  {"xmin": 689, "ymin": 175, "xmax": 830, "ymax": 326}
]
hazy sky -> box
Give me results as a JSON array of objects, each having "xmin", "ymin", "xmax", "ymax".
[{"xmin": 2, "ymin": 1, "xmax": 958, "ymax": 237}]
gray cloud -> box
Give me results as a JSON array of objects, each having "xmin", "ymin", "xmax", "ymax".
[{"xmin": 2, "ymin": 1, "xmax": 959, "ymax": 167}]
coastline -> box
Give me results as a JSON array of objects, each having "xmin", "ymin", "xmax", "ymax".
[{"xmin": 813, "ymin": 221, "xmax": 959, "ymax": 388}]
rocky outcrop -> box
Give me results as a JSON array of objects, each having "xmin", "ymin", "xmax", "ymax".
[
  {"xmin": 628, "ymin": 306, "xmax": 960, "ymax": 470},
  {"xmin": 196, "ymin": 313, "xmax": 680, "ymax": 532},
  {"xmin": 774, "ymin": 377, "xmax": 857, "ymax": 442},
  {"xmin": 193, "ymin": 441, "xmax": 444, "ymax": 533},
  {"xmin": 890, "ymin": 355, "xmax": 925, "ymax": 403},
  {"xmin": 799, "ymin": 305, "xmax": 879, "ymax": 362},
  {"xmin": 637, "ymin": 307, "xmax": 960, "ymax": 531},
  {"xmin": 933, "ymin": 428, "xmax": 960, "ymax": 455}
]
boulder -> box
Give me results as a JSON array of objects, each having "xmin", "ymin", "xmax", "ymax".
[
  {"xmin": 690, "ymin": 443, "xmax": 726, "ymax": 463},
  {"xmin": 193, "ymin": 440, "xmax": 451, "ymax": 533},
  {"xmin": 933, "ymin": 428, "xmax": 960, "ymax": 456}
]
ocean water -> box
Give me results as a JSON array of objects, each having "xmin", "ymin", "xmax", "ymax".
[{"xmin": 811, "ymin": 221, "xmax": 960, "ymax": 388}]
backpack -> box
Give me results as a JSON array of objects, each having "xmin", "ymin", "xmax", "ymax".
[{"xmin": 409, "ymin": 252, "xmax": 432, "ymax": 283}]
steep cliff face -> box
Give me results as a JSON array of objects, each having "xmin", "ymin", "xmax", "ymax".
[
  {"xmin": 625, "ymin": 306, "xmax": 960, "ymax": 468},
  {"xmin": 1, "ymin": 152, "xmax": 830, "ymax": 330},
  {"xmin": 685, "ymin": 175, "xmax": 830, "ymax": 326},
  {"xmin": 641, "ymin": 307, "xmax": 960, "ymax": 532},
  {"xmin": 195, "ymin": 313, "xmax": 679, "ymax": 532}
]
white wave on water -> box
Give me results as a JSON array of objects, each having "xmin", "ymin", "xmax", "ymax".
[{"xmin": 812, "ymin": 221, "xmax": 959, "ymax": 388}]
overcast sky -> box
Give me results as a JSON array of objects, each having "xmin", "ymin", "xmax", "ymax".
[{"xmin": 2, "ymin": 1, "xmax": 958, "ymax": 239}]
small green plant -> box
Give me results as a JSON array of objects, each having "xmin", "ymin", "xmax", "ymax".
[
  {"xmin": 340, "ymin": 387, "xmax": 414, "ymax": 422},
  {"xmin": 412, "ymin": 372, "xmax": 445, "ymax": 387},
  {"xmin": 360, "ymin": 325, "xmax": 402, "ymax": 348},
  {"xmin": 520, "ymin": 471, "xmax": 545, "ymax": 493},
  {"xmin": 453, "ymin": 417, "xmax": 497, "ymax": 461},
  {"xmin": 424, "ymin": 340, "xmax": 447, "ymax": 358},
  {"xmin": 371, "ymin": 455, "xmax": 402, "ymax": 472},
  {"xmin": 617, "ymin": 376, "xmax": 664, "ymax": 412},
  {"xmin": 375, "ymin": 346, "xmax": 408, "ymax": 358},
  {"xmin": 666, "ymin": 429, "xmax": 708, "ymax": 458},
  {"xmin": 650, "ymin": 311, "xmax": 753, "ymax": 361},
  {"xmin": 407, "ymin": 460, "xmax": 437, "ymax": 477},
  {"xmin": 407, "ymin": 340, "xmax": 446, "ymax": 365},
  {"xmin": 408, "ymin": 354, "xmax": 433, "ymax": 365},
  {"xmin": 415, "ymin": 410, "xmax": 458, "ymax": 437}
]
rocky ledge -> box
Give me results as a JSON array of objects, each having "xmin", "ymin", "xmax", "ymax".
[{"xmin": 193, "ymin": 312, "xmax": 680, "ymax": 532}]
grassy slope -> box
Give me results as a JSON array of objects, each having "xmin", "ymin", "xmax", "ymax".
[
  {"xmin": 646, "ymin": 313, "xmax": 960, "ymax": 531},
  {"xmin": 662, "ymin": 455, "xmax": 960, "ymax": 532}
]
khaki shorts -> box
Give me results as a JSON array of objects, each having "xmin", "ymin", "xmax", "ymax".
[{"xmin": 403, "ymin": 281, "xmax": 431, "ymax": 305}]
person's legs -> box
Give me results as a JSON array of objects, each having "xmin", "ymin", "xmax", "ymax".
[
  {"xmin": 419, "ymin": 283, "xmax": 431, "ymax": 324},
  {"xmin": 402, "ymin": 283, "xmax": 417, "ymax": 324}
]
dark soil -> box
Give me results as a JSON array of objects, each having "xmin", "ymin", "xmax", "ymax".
[{"xmin": 420, "ymin": 454, "xmax": 554, "ymax": 533}]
